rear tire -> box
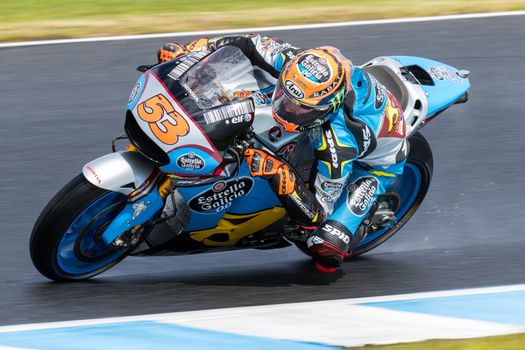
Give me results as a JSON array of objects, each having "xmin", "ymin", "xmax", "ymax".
[
  {"xmin": 353, "ymin": 131, "xmax": 433, "ymax": 255},
  {"xmin": 30, "ymin": 175, "xmax": 132, "ymax": 281}
]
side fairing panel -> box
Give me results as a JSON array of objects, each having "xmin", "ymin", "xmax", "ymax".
[
  {"xmin": 391, "ymin": 56, "xmax": 470, "ymax": 116},
  {"xmin": 177, "ymin": 162, "xmax": 282, "ymax": 233}
]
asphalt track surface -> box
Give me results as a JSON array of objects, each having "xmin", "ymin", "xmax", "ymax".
[{"xmin": 1, "ymin": 15, "xmax": 524, "ymax": 326}]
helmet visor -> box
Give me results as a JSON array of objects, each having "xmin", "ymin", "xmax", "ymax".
[{"xmin": 272, "ymin": 82, "xmax": 330, "ymax": 130}]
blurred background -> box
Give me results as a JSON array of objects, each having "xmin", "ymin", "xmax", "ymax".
[{"xmin": 0, "ymin": 0, "xmax": 524, "ymax": 42}]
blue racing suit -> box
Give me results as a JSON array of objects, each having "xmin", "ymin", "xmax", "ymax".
[{"xmin": 168, "ymin": 34, "xmax": 408, "ymax": 268}]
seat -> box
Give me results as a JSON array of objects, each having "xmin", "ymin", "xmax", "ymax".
[{"xmin": 363, "ymin": 65, "xmax": 409, "ymax": 110}]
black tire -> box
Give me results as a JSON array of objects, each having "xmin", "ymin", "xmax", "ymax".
[
  {"xmin": 353, "ymin": 131, "xmax": 433, "ymax": 255},
  {"xmin": 30, "ymin": 174, "xmax": 132, "ymax": 282}
]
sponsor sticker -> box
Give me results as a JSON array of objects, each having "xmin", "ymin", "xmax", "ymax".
[
  {"xmin": 347, "ymin": 177, "xmax": 378, "ymax": 216},
  {"xmin": 428, "ymin": 66, "xmax": 460, "ymax": 83},
  {"xmin": 225, "ymin": 114, "xmax": 252, "ymax": 125},
  {"xmin": 321, "ymin": 181, "xmax": 343, "ymax": 193},
  {"xmin": 131, "ymin": 201, "xmax": 148, "ymax": 220},
  {"xmin": 189, "ymin": 177, "xmax": 254, "ymax": 214},
  {"xmin": 276, "ymin": 141, "xmax": 298, "ymax": 161},
  {"xmin": 250, "ymin": 91, "xmax": 272, "ymax": 106},
  {"xmin": 321, "ymin": 223, "xmax": 350, "ymax": 244},
  {"xmin": 128, "ymin": 82, "xmax": 142, "ymax": 104},
  {"xmin": 378, "ymin": 93, "xmax": 405, "ymax": 139},
  {"xmin": 324, "ymin": 128, "xmax": 339, "ymax": 169},
  {"xmin": 373, "ymin": 77, "xmax": 386, "ymax": 110},
  {"xmin": 320, "ymin": 195, "xmax": 334, "ymax": 203},
  {"xmin": 258, "ymin": 38, "xmax": 294, "ymax": 56},
  {"xmin": 359, "ymin": 126, "xmax": 372, "ymax": 157},
  {"xmin": 287, "ymin": 191, "xmax": 316, "ymax": 219},
  {"xmin": 176, "ymin": 152, "xmax": 205, "ymax": 171},
  {"xmin": 298, "ymin": 54, "xmax": 332, "ymax": 84},
  {"xmin": 85, "ymin": 165, "xmax": 101, "ymax": 184},
  {"xmin": 284, "ymin": 80, "xmax": 305, "ymax": 99}
]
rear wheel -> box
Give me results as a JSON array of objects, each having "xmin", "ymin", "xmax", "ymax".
[
  {"xmin": 30, "ymin": 175, "xmax": 134, "ymax": 281},
  {"xmin": 354, "ymin": 131, "xmax": 433, "ymax": 255}
]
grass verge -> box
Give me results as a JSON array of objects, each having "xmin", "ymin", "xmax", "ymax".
[
  {"xmin": 1, "ymin": 0, "xmax": 524, "ymax": 42},
  {"xmin": 349, "ymin": 333, "xmax": 525, "ymax": 350}
]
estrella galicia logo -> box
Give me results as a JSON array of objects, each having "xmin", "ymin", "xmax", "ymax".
[
  {"xmin": 176, "ymin": 152, "xmax": 205, "ymax": 171},
  {"xmin": 285, "ymin": 80, "xmax": 305, "ymax": 99},
  {"xmin": 347, "ymin": 177, "xmax": 378, "ymax": 217},
  {"xmin": 297, "ymin": 54, "xmax": 332, "ymax": 84},
  {"xmin": 189, "ymin": 177, "xmax": 254, "ymax": 214}
]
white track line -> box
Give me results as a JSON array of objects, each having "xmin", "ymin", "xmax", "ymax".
[
  {"xmin": 1, "ymin": 11, "xmax": 524, "ymax": 49},
  {"xmin": 0, "ymin": 283, "xmax": 524, "ymax": 333}
]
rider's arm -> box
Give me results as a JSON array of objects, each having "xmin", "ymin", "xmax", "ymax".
[
  {"xmin": 159, "ymin": 35, "xmax": 302, "ymax": 77},
  {"xmin": 203, "ymin": 35, "xmax": 303, "ymax": 78}
]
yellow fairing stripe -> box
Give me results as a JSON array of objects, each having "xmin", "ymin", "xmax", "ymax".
[{"xmin": 189, "ymin": 207, "xmax": 286, "ymax": 246}]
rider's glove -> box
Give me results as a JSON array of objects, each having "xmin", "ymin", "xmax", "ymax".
[
  {"xmin": 244, "ymin": 148, "xmax": 296, "ymax": 195},
  {"xmin": 157, "ymin": 42, "xmax": 189, "ymax": 63},
  {"xmin": 185, "ymin": 38, "xmax": 210, "ymax": 52}
]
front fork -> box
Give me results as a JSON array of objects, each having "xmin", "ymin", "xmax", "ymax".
[
  {"xmin": 82, "ymin": 150, "xmax": 171, "ymax": 246},
  {"xmin": 99, "ymin": 176, "xmax": 171, "ymax": 246}
]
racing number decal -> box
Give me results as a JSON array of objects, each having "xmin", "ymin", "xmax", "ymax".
[{"xmin": 137, "ymin": 94, "xmax": 189, "ymax": 145}]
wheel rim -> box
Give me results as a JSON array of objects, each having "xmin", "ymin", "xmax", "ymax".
[
  {"xmin": 356, "ymin": 162, "xmax": 422, "ymax": 248},
  {"xmin": 56, "ymin": 192, "xmax": 128, "ymax": 276}
]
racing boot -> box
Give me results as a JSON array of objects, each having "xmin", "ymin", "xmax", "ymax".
[{"xmin": 307, "ymin": 220, "xmax": 364, "ymax": 273}]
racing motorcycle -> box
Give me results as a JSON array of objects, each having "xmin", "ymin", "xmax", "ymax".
[{"xmin": 30, "ymin": 46, "xmax": 470, "ymax": 281}]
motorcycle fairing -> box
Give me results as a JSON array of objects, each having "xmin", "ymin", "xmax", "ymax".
[
  {"xmin": 128, "ymin": 70, "xmax": 222, "ymax": 175},
  {"xmin": 176, "ymin": 161, "xmax": 283, "ymax": 232},
  {"xmin": 391, "ymin": 56, "xmax": 470, "ymax": 116},
  {"xmin": 82, "ymin": 150, "xmax": 159, "ymax": 198},
  {"xmin": 188, "ymin": 207, "xmax": 286, "ymax": 246}
]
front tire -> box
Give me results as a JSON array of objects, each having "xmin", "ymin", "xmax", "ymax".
[{"xmin": 30, "ymin": 175, "xmax": 132, "ymax": 281}]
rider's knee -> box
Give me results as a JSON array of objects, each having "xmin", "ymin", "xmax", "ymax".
[{"xmin": 346, "ymin": 176, "xmax": 380, "ymax": 218}]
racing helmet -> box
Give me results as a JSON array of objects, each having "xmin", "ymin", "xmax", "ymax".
[{"xmin": 272, "ymin": 47, "xmax": 352, "ymax": 132}]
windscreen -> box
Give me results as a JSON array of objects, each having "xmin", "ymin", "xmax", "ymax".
[{"xmin": 180, "ymin": 46, "xmax": 258, "ymax": 109}]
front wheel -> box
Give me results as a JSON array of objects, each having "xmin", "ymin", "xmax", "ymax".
[{"xmin": 30, "ymin": 175, "xmax": 134, "ymax": 281}]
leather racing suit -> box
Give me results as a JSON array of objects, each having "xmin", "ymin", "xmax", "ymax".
[{"xmin": 165, "ymin": 35, "xmax": 408, "ymax": 269}]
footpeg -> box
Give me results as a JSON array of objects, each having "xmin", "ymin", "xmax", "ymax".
[{"xmin": 370, "ymin": 206, "xmax": 397, "ymax": 231}]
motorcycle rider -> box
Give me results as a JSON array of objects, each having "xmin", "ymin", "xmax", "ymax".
[{"xmin": 157, "ymin": 35, "xmax": 408, "ymax": 272}]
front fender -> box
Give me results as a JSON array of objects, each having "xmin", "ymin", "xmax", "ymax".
[{"xmin": 82, "ymin": 151, "xmax": 159, "ymax": 198}]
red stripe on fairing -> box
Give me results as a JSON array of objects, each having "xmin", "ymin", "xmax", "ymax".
[
  {"xmin": 149, "ymin": 72, "xmax": 222, "ymax": 162},
  {"xmin": 127, "ymin": 167, "xmax": 160, "ymax": 199}
]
